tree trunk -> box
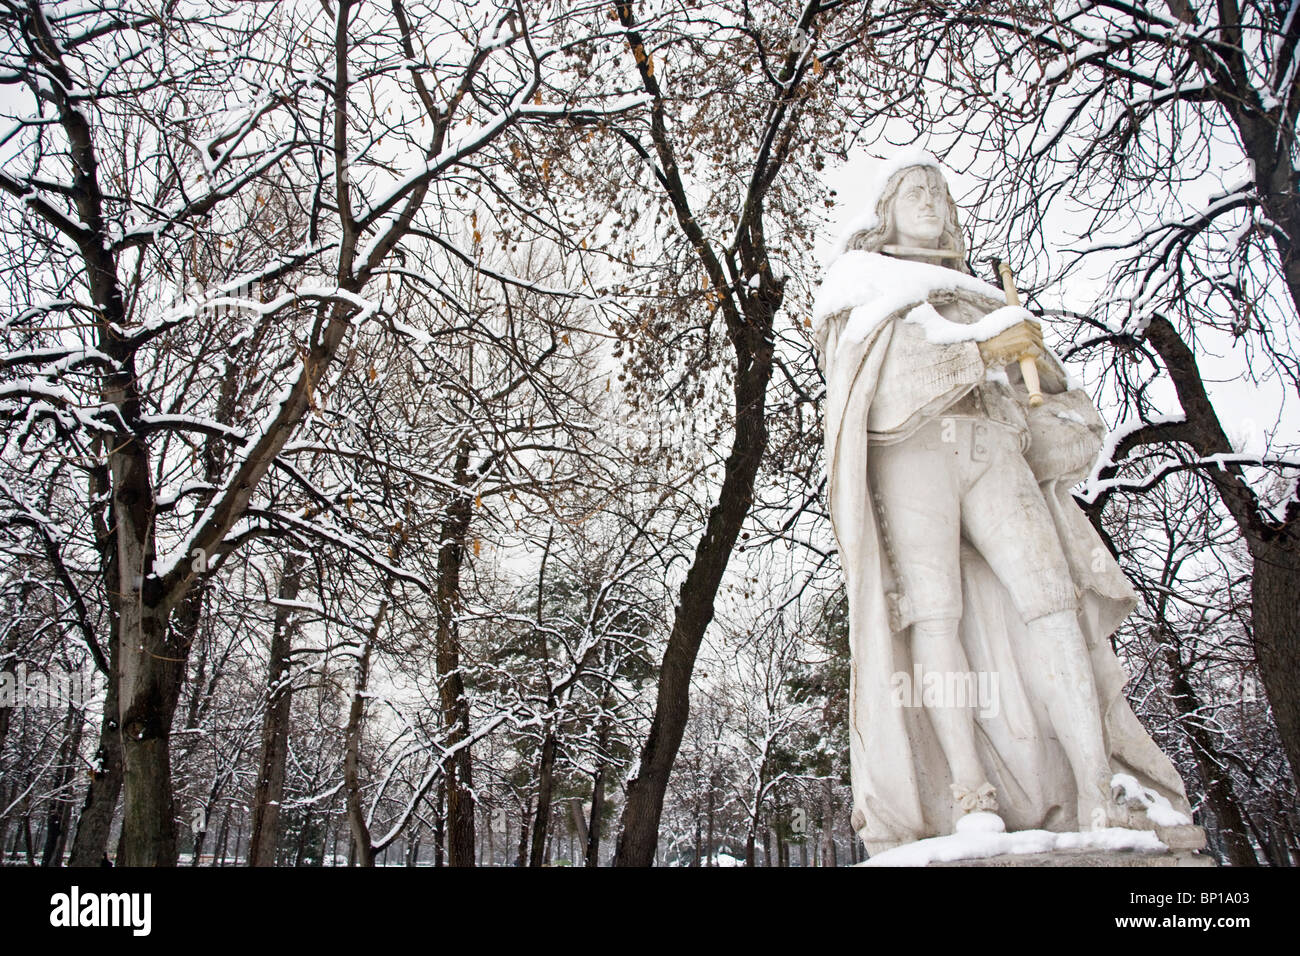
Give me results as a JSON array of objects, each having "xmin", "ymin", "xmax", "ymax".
[
  {"xmin": 320, "ymin": 811, "xmax": 335, "ymax": 866},
  {"xmin": 1141, "ymin": 317, "xmax": 1300, "ymax": 788},
  {"xmin": 212, "ymin": 805, "xmax": 231, "ymax": 866},
  {"xmin": 116, "ymin": 557, "xmax": 207, "ymax": 865},
  {"xmin": 0, "ymin": 790, "xmax": 12, "ymax": 866},
  {"xmin": 109, "ymin": 319, "xmax": 188, "ymax": 868},
  {"xmin": 609, "ymin": 0, "xmax": 799, "ymax": 867},
  {"xmin": 614, "ymin": 325, "xmax": 774, "ymax": 865},
  {"xmin": 820, "ymin": 778, "xmax": 837, "ymax": 867},
  {"xmin": 294, "ymin": 809, "xmax": 313, "ymax": 866},
  {"xmin": 189, "ymin": 802, "xmax": 210, "ymax": 866},
  {"xmin": 515, "ymin": 794, "xmax": 531, "ymax": 867},
  {"xmin": 248, "ymin": 554, "xmax": 306, "ymax": 866},
  {"xmin": 563, "ymin": 798, "xmax": 585, "ymax": 864},
  {"xmin": 585, "ymin": 766, "xmax": 605, "ymax": 867},
  {"xmin": 68, "ymin": 635, "xmax": 121, "ymax": 867},
  {"xmin": 435, "ymin": 441, "xmax": 477, "ymax": 866},
  {"xmin": 705, "ymin": 773, "xmax": 715, "ymax": 866},
  {"xmin": 22, "ymin": 812, "xmax": 35, "ymax": 865},
  {"xmin": 231, "ymin": 812, "xmax": 245, "ymax": 865},
  {"xmin": 328, "ymin": 811, "xmax": 342, "ymax": 867},
  {"xmin": 1250, "ymin": 542, "xmax": 1300, "ymax": 787},
  {"xmin": 433, "ymin": 782, "xmax": 445, "ymax": 867},
  {"xmin": 343, "ymin": 603, "xmax": 387, "ymax": 868},
  {"xmin": 40, "ymin": 812, "xmax": 63, "ymax": 867},
  {"xmin": 529, "ymin": 728, "xmax": 557, "ymax": 867},
  {"xmin": 0, "ymin": 613, "xmax": 22, "ymax": 756},
  {"xmin": 40, "ymin": 708, "xmax": 86, "ymax": 866},
  {"xmin": 745, "ymin": 765, "xmax": 767, "ymax": 867},
  {"xmin": 1159, "ymin": 637, "xmax": 1258, "ymax": 866},
  {"xmin": 116, "ymin": 592, "xmax": 185, "ymax": 866}
]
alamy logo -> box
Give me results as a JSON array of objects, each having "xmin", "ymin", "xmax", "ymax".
[
  {"xmin": 49, "ymin": 886, "xmax": 151, "ymax": 936},
  {"xmin": 890, "ymin": 665, "xmax": 1000, "ymax": 718},
  {"xmin": 0, "ymin": 666, "xmax": 94, "ymax": 709}
]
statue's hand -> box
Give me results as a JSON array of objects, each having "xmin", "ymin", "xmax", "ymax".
[{"xmin": 978, "ymin": 319, "xmax": 1042, "ymax": 369}]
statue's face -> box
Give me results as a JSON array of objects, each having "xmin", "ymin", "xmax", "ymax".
[{"xmin": 888, "ymin": 168, "xmax": 949, "ymax": 248}]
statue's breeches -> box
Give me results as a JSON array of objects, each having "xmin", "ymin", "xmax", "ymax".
[{"xmin": 868, "ymin": 415, "xmax": 1079, "ymax": 630}]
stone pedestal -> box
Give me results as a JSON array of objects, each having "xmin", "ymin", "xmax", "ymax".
[
  {"xmin": 861, "ymin": 823, "xmax": 1214, "ymax": 867},
  {"xmin": 933, "ymin": 848, "xmax": 1214, "ymax": 867}
]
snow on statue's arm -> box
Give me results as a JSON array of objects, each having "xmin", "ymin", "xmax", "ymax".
[
  {"xmin": 813, "ymin": 251, "xmax": 1013, "ymax": 343},
  {"xmin": 902, "ymin": 302, "xmax": 1032, "ymax": 344},
  {"xmin": 902, "ymin": 299, "xmax": 1071, "ymax": 397}
]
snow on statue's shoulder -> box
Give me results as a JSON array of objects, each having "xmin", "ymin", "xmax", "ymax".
[{"xmin": 813, "ymin": 250, "xmax": 1008, "ymax": 345}]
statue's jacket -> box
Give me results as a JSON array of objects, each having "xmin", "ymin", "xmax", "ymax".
[{"xmin": 815, "ymin": 253, "xmax": 1194, "ymax": 854}]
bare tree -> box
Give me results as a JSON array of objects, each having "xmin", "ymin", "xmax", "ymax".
[{"xmin": 0, "ymin": 0, "xmax": 636, "ymax": 864}]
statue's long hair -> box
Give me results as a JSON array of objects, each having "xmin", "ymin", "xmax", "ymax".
[{"xmin": 844, "ymin": 164, "xmax": 970, "ymax": 274}]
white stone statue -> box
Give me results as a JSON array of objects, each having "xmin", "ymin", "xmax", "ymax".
[{"xmin": 814, "ymin": 152, "xmax": 1197, "ymax": 858}]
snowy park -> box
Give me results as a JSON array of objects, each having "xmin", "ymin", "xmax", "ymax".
[{"xmin": 0, "ymin": 0, "xmax": 1295, "ymax": 882}]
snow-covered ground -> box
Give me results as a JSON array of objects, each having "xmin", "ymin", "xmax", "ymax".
[{"xmin": 862, "ymin": 825, "xmax": 1169, "ymax": 867}]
